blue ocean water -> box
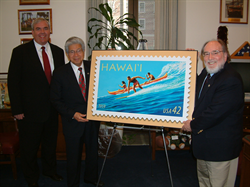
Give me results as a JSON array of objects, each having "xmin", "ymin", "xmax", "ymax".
[{"xmin": 96, "ymin": 61, "xmax": 186, "ymax": 117}]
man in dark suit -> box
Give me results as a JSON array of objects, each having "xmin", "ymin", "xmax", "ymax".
[
  {"xmin": 8, "ymin": 18, "xmax": 65, "ymax": 187},
  {"xmin": 50, "ymin": 36, "xmax": 103, "ymax": 187},
  {"xmin": 182, "ymin": 39, "xmax": 244, "ymax": 187}
]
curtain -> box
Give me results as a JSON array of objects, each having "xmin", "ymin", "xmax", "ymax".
[
  {"xmin": 154, "ymin": 0, "xmax": 178, "ymax": 50},
  {"xmin": 86, "ymin": 0, "xmax": 107, "ymax": 59}
]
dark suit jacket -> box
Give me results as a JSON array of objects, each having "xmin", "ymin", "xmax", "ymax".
[
  {"xmin": 50, "ymin": 61, "xmax": 99, "ymax": 137},
  {"xmin": 191, "ymin": 62, "xmax": 244, "ymax": 161},
  {"xmin": 8, "ymin": 40, "xmax": 65, "ymax": 122}
]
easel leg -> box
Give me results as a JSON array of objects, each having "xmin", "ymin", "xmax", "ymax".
[
  {"xmin": 96, "ymin": 123, "xmax": 117, "ymax": 187},
  {"xmin": 161, "ymin": 127, "xmax": 174, "ymax": 187},
  {"xmin": 148, "ymin": 127, "xmax": 154, "ymax": 177}
]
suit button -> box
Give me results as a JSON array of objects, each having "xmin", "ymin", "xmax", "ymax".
[{"xmin": 198, "ymin": 129, "xmax": 203, "ymax": 134}]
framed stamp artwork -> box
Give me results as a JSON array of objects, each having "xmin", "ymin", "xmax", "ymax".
[
  {"xmin": 87, "ymin": 50, "xmax": 198, "ymax": 128},
  {"xmin": 220, "ymin": 0, "xmax": 249, "ymax": 24},
  {"xmin": 19, "ymin": 0, "xmax": 50, "ymax": 5},
  {"xmin": 18, "ymin": 9, "xmax": 52, "ymax": 35}
]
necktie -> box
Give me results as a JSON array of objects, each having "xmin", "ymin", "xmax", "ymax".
[
  {"xmin": 41, "ymin": 46, "xmax": 51, "ymax": 84},
  {"xmin": 204, "ymin": 74, "xmax": 211, "ymax": 85},
  {"xmin": 78, "ymin": 67, "xmax": 86, "ymax": 101},
  {"xmin": 198, "ymin": 74, "xmax": 210, "ymax": 98}
]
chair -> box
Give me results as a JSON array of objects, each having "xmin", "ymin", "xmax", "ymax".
[{"xmin": 0, "ymin": 116, "xmax": 20, "ymax": 180}]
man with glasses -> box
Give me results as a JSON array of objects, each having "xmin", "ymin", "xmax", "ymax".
[
  {"xmin": 182, "ymin": 39, "xmax": 244, "ymax": 187},
  {"xmin": 50, "ymin": 37, "xmax": 103, "ymax": 187},
  {"xmin": 8, "ymin": 18, "xmax": 65, "ymax": 187}
]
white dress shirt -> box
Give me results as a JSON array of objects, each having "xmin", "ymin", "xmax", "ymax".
[
  {"xmin": 33, "ymin": 40, "xmax": 55, "ymax": 73},
  {"xmin": 70, "ymin": 61, "xmax": 86, "ymax": 85}
]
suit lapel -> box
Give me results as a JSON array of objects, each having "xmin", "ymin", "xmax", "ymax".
[
  {"xmin": 83, "ymin": 60, "xmax": 91, "ymax": 100},
  {"xmin": 28, "ymin": 41, "xmax": 49, "ymax": 83},
  {"xmin": 50, "ymin": 43, "xmax": 60, "ymax": 69},
  {"xmin": 67, "ymin": 63, "xmax": 86, "ymax": 101},
  {"xmin": 198, "ymin": 79, "xmax": 212, "ymax": 101},
  {"xmin": 195, "ymin": 70, "xmax": 206, "ymax": 103},
  {"xmin": 196, "ymin": 69, "xmax": 222, "ymax": 107}
]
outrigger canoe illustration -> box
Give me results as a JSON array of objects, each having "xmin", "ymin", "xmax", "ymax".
[{"xmin": 108, "ymin": 73, "xmax": 168, "ymax": 95}]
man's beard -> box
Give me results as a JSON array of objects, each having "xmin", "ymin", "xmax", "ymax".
[{"xmin": 205, "ymin": 60, "xmax": 224, "ymax": 74}]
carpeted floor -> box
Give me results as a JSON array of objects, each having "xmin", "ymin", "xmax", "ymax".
[{"xmin": 0, "ymin": 128, "xmax": 241, "ymax": 187}]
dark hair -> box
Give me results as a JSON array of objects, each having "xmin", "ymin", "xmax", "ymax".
[
  {"xmin": 217, "ymin": 26, "xmax": 228, "ymax": 45},
  {"xmin": 217, "ymin": 26, "xmax": 231, "ymax": 61},
  {"xmin": 122, "ymin": 81, "xmax": 125, "ymax": 84}
]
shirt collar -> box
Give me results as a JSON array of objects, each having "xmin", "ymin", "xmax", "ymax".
[
  {"xmin": 70, "ymin": 61, "xmax": 84, "ymax": 72},
  {"xmin": 33, "ymin": 40, "xmax": 49, "ymax": 51}
]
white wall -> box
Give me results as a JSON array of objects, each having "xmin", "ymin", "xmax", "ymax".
[
  {"xmin": 1, "ymin": 0, "xmax": 250, "ymax": 73},
  {"xmin": 178, "ymin": 0, "xmax": 250, "ymax": 73},
  {"xmin": 0, "ymin": 0, "xmax": 88, "ymax": 72}
]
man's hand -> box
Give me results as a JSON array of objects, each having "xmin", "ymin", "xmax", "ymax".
[
  {"xmin": 182, "ymin": 120, "xmax": 192, "ymax": 132},
  {"xmin": 14, "ymin": 114, "xmax": 25, "ymax": 120},
  {"xmin": 186, "ymin": 48, "xmax": 195, "ymax": 51},
  {"xmin": 73, "ymin": 112, "xmax": 89, "ymax": 122}
]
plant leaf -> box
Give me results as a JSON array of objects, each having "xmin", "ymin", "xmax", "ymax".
[{"xmin": 99, "ymin": 3, "xmax": 111, "ymax": 22}]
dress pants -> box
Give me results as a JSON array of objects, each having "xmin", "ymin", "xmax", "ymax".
[
  {"xmin": 64, "ymin": 121, "xmax": 99, "ymax": 187},
  {"xmin": 197, "ymin": 157, "xmax": 238, "ymax": 187},
  {"xmin": 18, "ymin": 115, "xmax": 58, "ymax": 184}
]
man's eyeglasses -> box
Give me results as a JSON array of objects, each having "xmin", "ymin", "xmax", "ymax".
[
  {"xmin": 202, "ymin": 50, "xmax": 223, "ymax": 57},
  {"xmin": 68, "ymin": 48, "xmax": 83, "ymax": 55}
]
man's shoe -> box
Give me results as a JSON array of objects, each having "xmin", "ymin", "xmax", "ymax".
[
  {"xmin": 28, "ymin": 182, "xmax": 39, "ymax": 187},
  {"xmin": 43, "ymin": 174, "xmax": 63, "ymax": 181},
  {"xmin": 84, "ymin": 179, "xmax": 104, "ymax": 187}
]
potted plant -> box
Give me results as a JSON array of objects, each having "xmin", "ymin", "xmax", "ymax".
[{"xmin": 87, "ymin": 3, "xmax": 143, "ymax": 60}]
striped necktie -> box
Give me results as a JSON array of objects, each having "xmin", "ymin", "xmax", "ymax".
[{"xmin": 78, "ymin": 67, "xmax": 86, "ymax": 101}]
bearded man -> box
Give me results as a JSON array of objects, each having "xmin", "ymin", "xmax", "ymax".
[{"xmin": 182, "ymin": 39, "xmax": 244, "ymax": 187}]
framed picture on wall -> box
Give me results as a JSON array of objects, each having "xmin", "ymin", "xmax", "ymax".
[
  {"xmin": 18, "ymin": 9, "xmax": 52, "ymax": 35},
  {"xmin": 220, "ymin": 0, "xmax": 249, "ymax": 24},
  {"xmin": 0, "ymin": 73, "xmax": 10, "ymax": 108},
  {"xmin": 20, "ymin": 38, "xmax": 51, "ymax": 44},
  {"xmin": 19, "ymin": 0, "xmax": 50, "ymax": 5},
  {"xmin": 20, "ymin": 38, "xmax": 33, "ymax": 44},
  {"xmin": 87, "ymin": 50, "xmax": 198, "ymax": 128}
]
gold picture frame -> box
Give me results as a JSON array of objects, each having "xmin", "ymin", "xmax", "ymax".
[
  {"xmin": 18, "ymin": 9, "xmax": 52, "ymax": 35},
  {"xmin": 20, "ymin": 38, "xmax": 51, "ymax": 44},
  {"xmin": 220, "ymin": 0, "xmax": 249, "ymax": 24},
  {"xmin": 87, "ymin": 50, "xmax": 198, "ymax": 128},
  {"xmin": 0, "ymin": 73, "xmax": 10, "ymax": 109},
  {"xmin": 20, "ymin": 38, "xmax": 33, "ymax": 44},
  {"xmin": 19, "ymin": 0, "xmax": 50, "ymax": 5}
]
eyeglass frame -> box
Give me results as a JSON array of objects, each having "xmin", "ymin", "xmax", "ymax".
[
  {"xmin": 202, "ymin": 50, "xmax": 223, "ymax": 57},
  {"xmin": 68, "ymin": 48, "xmax": 83, "ymax": 56}
]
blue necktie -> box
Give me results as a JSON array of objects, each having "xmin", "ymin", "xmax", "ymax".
[{"xmin": 198, "ymin": 74, "xmax": 210, "ymax": 98}]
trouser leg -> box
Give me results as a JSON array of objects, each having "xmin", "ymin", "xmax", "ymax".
[
  {"xmin": 41, "ymin": 115, "xmax": 58, "ymax": 175},
  {"xmin": 197, "ymin": 158, "xmax": 238, "ymax": 187},
  {"xmin": 18, "ymin": 120, "xmax": 42, "ymax": 184},
  {"xmin": 83, "ymin": 122, "xmax": 100, "ymax": 182},
  {"xmin": 65, "ymin": 135, "xmax": 84, "ymax": 187},
  {"xmin": 197, "ymin": 159, "xmax": 211, "ymax": 187}
]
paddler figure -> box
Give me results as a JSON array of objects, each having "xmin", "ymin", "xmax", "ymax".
[{"xmin": 127, "ymin": 76, "xmax": 145, "ymax": 93}]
